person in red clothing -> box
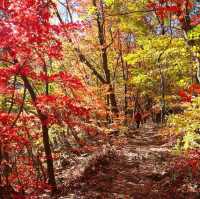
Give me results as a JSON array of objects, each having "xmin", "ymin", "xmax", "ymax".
[{"xmin": 134, "ymin": 111, "xmax": 142, "ymax": 128}]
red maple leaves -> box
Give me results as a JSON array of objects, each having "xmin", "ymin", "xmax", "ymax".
[
  {"xmin": 0, "ymin": 0, "xmax": 94, "ymax": 194},
  {"xmin": 147, "ymin": 0, "xmax": 199, "ymax": 26},
  {"xmin": 178, "ymin": 83, "xmax": 200, "ymax": 102}
]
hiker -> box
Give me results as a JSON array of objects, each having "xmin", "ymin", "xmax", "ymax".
[{"xmin": 134, "ymin": 112, "xmax": 142, "ymax": 128}]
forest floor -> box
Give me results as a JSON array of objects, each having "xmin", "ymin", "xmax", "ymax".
[{"xmin": 53, "ymin": 123, "xmax": 200, "ymax": 199}]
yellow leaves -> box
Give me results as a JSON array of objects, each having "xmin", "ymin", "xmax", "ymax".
[
  {"xmin": 116, "ymin": 1, "xmax": 148, "ymax": 34},
  {"xmin": 188, "ymin": 25, "xmax": 200, "ymax": 41},
  {"xmin": 177, "ymin": 79, "xmax": 189, "ymax": 88},
  {"xmin": 125, "ymin": 34, "xmax": 191, "ymax": 95},
  {"xmin": 87, "ymin": 6, "xmax": 97, "ymax": 15},
  {"xmin": 125, "ymin": 36, "xmax": 185, "ymax": 65},
  {"xmin": 104, "ymin": 0, "xmax": 115, "ymax": 7},
  {"xmin": 130, "ymin": 73, "xmax": 149, "ymax": 85},
  {"xmin": 191, "ymin": 46, "xmax": 199, "ymax": 52},
  {"xmin": 182, "ymin": 132, "xmax": 200, "ymax": 151},
  {"xmin": 168, "ymin": 96, "xmax": 200, "ymax": 152}
]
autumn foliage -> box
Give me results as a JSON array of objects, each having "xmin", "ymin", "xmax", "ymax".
[
  {"xmin": 0, "ymin": 0, "xmax": 98, "ymax": 195},
  {"xmin": 1, "ymin": 0, "xmax": 200, "ymax": 197},
  {"xmin": 148, "ymin": 0, "xmax": 200, "ymax": 28}
]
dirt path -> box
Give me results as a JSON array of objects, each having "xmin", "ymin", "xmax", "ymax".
[{"xmin": 57, "ymin": 123, "xmax": 177, "ymax": 199}]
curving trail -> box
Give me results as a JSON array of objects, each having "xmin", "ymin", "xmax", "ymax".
[{"xmin": 61, "ymin": 123, "xmax": 198, "ymax": 199}]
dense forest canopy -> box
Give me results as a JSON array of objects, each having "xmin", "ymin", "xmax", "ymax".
[{"xmin": 1, "ymin": 0, "xmax": 200, "ymax": 198}]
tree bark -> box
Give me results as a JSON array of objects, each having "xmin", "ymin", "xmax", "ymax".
[
  {"xmin": 55, "ymin": 1, "xmax": 118, "ymax": 113},
  {"xmin": 93, "ymin": 0, "xmax": 118, "ymax": 113},
  {"xmin": 22, "ymin": 76, "xmax": 57, "ymax": 192}
]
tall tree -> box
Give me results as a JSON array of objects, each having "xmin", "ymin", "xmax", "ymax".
[{"xmin": 0, "ymin": 0, "xmax": 91, "ymax": 194}]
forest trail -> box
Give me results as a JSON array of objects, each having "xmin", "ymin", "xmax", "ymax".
[{"xmin": 61, "ymin": 123, "xmax": 179, "ymax": 199}]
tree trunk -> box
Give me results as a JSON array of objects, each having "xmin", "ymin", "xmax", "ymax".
[
  {"xmin": 93, "ymin": 0, "xmax": 118, "ymax": 114},
  {"xmin": 22, "ymin": 76, "xmax": 57, "ymax": 193},
  {"xmin": 56, "ymin": 2, "xmax": 118, "ymax": 113},
  {"xmin": 41, "ymin": 123, "xmax": 57, "ymax": 190},
  {"xmin": 160, "ymin": 71, "xmax": 165, "ymax": 123},
  {"xmin": 120, "ymin": 52, "xmax": 128, "ymax": 116}
]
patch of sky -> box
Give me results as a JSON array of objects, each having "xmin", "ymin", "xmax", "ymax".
[{"xmin": 51, "ymin": 0, "xmax": 79, "ymax": 24}]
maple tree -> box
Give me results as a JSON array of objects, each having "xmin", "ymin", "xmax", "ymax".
[{"xmin": 0, "ymin": 0, "xmax": 98, "ymax": 195}]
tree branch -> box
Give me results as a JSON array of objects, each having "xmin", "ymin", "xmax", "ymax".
[{"xmin": 53, "ymin": 4, "xmax": 107, "ymax": 84}]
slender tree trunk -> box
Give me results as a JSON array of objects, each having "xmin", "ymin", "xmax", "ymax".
[
  {"xmin": 108, "ymin": 85, "xmax": 118, "ymax": 113},
  {"xmin": 93, "ymin": 0, "xmax": 118, "ymax": 114},
  {"xmin": 22, "ymin": 76, "xmax": 57, "ymax": 193},
  {"xmin": 157, "ymin": 17, "xmax": 167, "ymax": 123},
  {"xmin": 56, "ymin": 1, "xmax": 118, "ymax": 113},
  {"xmin": 41, "ymin": 124, "xmax": 56, "ymax": 189},
  {"xmin": 55, "ymin": 0, "xmax": 118, "ymax": 113},
  {"xmin": 120, "ymin": 51, "xmax": 128, "ymax": 116},
  {"xmin": 159, "ymin": 70, "xmax": 165, "ymax": 123}
]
